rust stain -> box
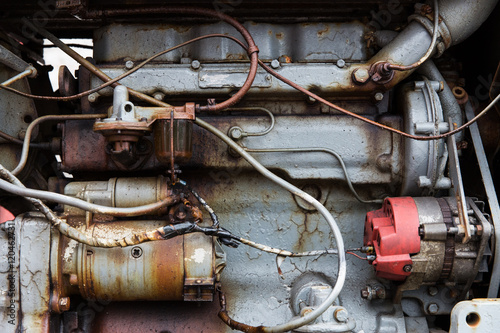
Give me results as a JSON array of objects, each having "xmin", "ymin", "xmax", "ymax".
[
  {"xmin": 275, "ymin": 32, "xmax": 284, "ymax": 40},
  {"xmin": 317, "ymin": 25, "xmax": 330, "ymax": 37}
]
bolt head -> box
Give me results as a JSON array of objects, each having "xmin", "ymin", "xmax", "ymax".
[
  {"xmin": 427, "ymin": 303, "xmax": 439, "ymax": 314},
  {"xmin": 336, "ymin": 59, "xmax": 346, "ymax": 68},
  {"xmin": 271, "ymin": 59, "xmax": 280, "ymax": 69},
  {"xmin": 59, "ymin": 297, "xmax": 70, "ymax": 312},
  {"xmin": 191, "ymin": 60, "xmax": 201, "ymax": 70},
  {"xmin": 403, "ymin": 264, "xmax": 413, "ymax": 272},
  {"xmin": 428, "ymin": 286, "xmax": 439, "ymax": 296},
  {"xmin": 375, "ymin": 92, "xmax": 384, "ymax": 101},
  {"xmin": 125, "ymin": 60, "xmax": 134, "ymax": 69},
  {"xmin": 334, "ymin": 308, "xmax": 349, "ymax": 322},
  {"xmin": 353, "ymin": 68, "xmax": 370, "ymax": 83}
]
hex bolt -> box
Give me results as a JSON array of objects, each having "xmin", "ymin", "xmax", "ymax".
[
  {"xmin": 125, "ymin": 60, "xmax": 134, "ymax": 69},
  {"xmin": 59, "ymin": 297, "xmax": 70, "ymax": 312},
  {"xmin": 374, "ymin": 92, "xmax": 384, "ymax": 101},
  {"xmin": 131, "ymin": 246, "xmax": 143, "ymax": 258},
  {"xmin": 336, "ymin": 59, "xmax": 346, "ymax": 68},
  {"xmin": 427, "ymin": 303, "xmax": 439, "ymax": 314},
  {"xmin": 271, "ymin": 59, "xmax": 280, "ymax": 69},
  {"xmin": 191, "ymin": 60, "xmax": 201, "ymax": 70},
  {"xmin": 153, "ymin": 92, "xmax": 165, "ymax": 101},
  {"xmin": 403, "ymin": 264, "xmax": 413, "ymax": 272},
  {"xmin": 334, "ymin": 307, "xmax": 349, "ymax": 322},
  {"xmin": 428, "ymin": 286, "xmax": 439, "ymax": 296},
  {"xmin": 353, "ymin": 68, "xmax": 370, "ymax": 84}
]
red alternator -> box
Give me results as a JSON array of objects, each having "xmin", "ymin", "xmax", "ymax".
[{"xmin": 364, "ymin": 197, "xmax": 421, "ymax": 281}]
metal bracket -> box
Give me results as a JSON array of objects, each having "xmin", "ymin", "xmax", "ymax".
[
  {"xmin": 465, "ymin": 104, "xmax": 500, "ymax": 298},
  {"xmin": 446, "ymin": 119, "xmax": 471, "ymax": 243}
]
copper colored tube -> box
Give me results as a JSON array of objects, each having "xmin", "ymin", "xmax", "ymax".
[
  {"xmin": 73, "ymin": 6, "xmax": 259, "ymax": 112},
  {"xmin": 0, "ymin": 34, "xmax": 247, "ymax": 102}
]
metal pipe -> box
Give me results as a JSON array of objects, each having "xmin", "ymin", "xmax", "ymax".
[
  {"xmin": 10, "ymin": 113, "xmax": 107, "ymax": 176},
  {"xmin": 0, "ymin": 177, "xmax": 178, "ymax": 217},
  {"xmin": 225, "ymin": 107, "xmax": 275, "ymax": 137},
  {"xmin": 195, "ymin": 117, "xmax": 346, "ymax": 333},
  {"xmin": 418, "ymin": 60, "xmax": 464, "ymax": 140},
  {"xmin": 244, "ymin": 147, "xmax": 382, "ymax": 204},
  {"xmin": 22, "ymin": 20, "xmax": 172, "ymax": 108},
  {"xmin": 0, "ymin": 163, "xmax": 171, "ymax": 248},
  {"xmin": 29, "ymin": 7, "xmax": 259, "ymax": 112},
  {"xmin": 0, "ymin": 44, "xmax": 34, "ymax": 74}
]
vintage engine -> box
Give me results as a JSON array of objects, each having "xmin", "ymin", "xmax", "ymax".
[{"xmin": 0, "ymin": 1, "xmax": 500, "ymax": 332}]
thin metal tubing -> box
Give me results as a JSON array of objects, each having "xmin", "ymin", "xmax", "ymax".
[
  {"xmin": 195, "ymin": 117, "xmax": 346, "ymax": 333},
  {"xmin": 0, "ymin": 163, "xmax": 173, "ymax": 248},
  {"xmin": 10, "ymin": 114, "xmax": 107, "ymax": 176},
  {"xmin": 25, "ymin": 8, "xmax": 259, "ymax": 112},
  {"xmin": 225, "ymin": 107, "xmax": 275, "ymax": 137},
  {"xmin": 257, "ymin": 59, "xmax": 500, "ymax": 141},
  {"xmin": 244, "ymin": 147, "xmax": 382, "ymax": 204},
  {"xmin": 388, "ymin": 0, "xmax": 439, "ymax": 71},
  {"xmin": 0, "ymin": 177, "xmax": 178, "ymax": 217},
  {"xmin": 0, "ymin": 34, "xmax": 246, "ymax": 102}
]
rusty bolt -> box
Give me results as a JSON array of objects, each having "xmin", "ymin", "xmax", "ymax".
[
  {"xmin": 131, "ymin": 246, "xmax": 143, "ymax": 258},
  {"xmin": 403, "ymin": 265, "xmax": 413, "ymax": 273},
  {"xmin": 427, "ymin": 303, "xmax": 439, "ymax": 314},
  {"xmin": 300, "ymin": 307, "xmax": 313, "ymax": 317},
  {"xmin": 428, "ymin": 286, "xmax": 439, "ymax": 296},
  {"xmin": 271, "ymin": 59, "xmax": 280, "ymax": 69},
  {"xmin": 125, "ymin": 60, "xmax": 134, "ymax": 69},
  {"xmin": 334, "ymin": 308, "xmax": 349, "ymax": 322},
  {"xmin": 353, "ymin": 68, "xmax": 370, "ymax": 84},
  {"xmin": 360, "ymin": 287, "xmax": 371, "ymax": 299},
  {"xmin": 59, "ymin": 297, "xmax": 70, "ymax": 312}
]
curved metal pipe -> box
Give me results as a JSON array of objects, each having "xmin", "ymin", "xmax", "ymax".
[{"xmin": 368, "ymin": 0, "xmax": 498, "ymax": 86}]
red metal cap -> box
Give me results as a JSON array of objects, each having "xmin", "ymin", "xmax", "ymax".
[{"xmin": 364, "ymin": 197, "xmax": 421, "ymax": 281}]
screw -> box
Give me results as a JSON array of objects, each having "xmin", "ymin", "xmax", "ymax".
[
  {"xmin": 336, "ymin": 59, "xmax": 346, "ymax": 68},
  {"xmin": 403, "ymin": 264, "xmax": 412, "ymax": 272},
  {"xmin": 427, "ymin": 303, "xmax": 439, "ymax": 314},
  {"xmin": 334, "ymin": 308, "xmax": 348, "ymax": 322},
  {"xmin": 428, "ymin": 286, "xmax": 439, "ymax": 296},
  {"xmin": 374, "ymin": 92, "xmax": 384, "ymax": 101},
  {"xmin": 131, "ymin": 246, "xmax": 143, "ymax": 258},
  {"xmin": 59, "ymin": 297, "xmax": 70, "ymax": 312},
  {"xmin": 353, "ymin": 68, "xmax": 370, "ymax": 84},
  {"xmin": 271, "ymin": 59, "xmax": 280, "ymax": 69},
  {"xmin": 125, "ymin": 60, "xmax": 134, "ymax": 69},
  {"xmin": 191, "ymin": 60, "xmax": 201, "ymax": 70}
]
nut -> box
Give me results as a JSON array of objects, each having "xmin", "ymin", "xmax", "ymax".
[
  {"xmin": 59, "ymin": 297, "xmax": 70, "ymax": 312},
  {"xmin": 271, "ymin": 59, "xmax": 280, "ymax": 69},
  {"xmin": 427, "ymin": 303, "xmax": 439, "ymax": 314},
  {"xmin": 191, "ymin": 60, "xmax": 201, "ymax": 70}
]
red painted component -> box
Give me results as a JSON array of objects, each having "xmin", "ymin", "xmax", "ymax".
[{"xmin": 364, "ymin": 197, "xmax": 421, "ymax": 281}]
